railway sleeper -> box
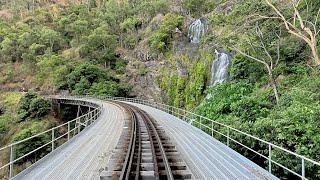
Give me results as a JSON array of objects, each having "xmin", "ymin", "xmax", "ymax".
[{"xmin": 159, "ymin": 169, "xmax": 192, "ymax": 179}]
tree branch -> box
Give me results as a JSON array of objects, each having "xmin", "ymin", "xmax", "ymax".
[{"xmin": 234, "ymin": 47, "xmax": 270, "ymax": 70}]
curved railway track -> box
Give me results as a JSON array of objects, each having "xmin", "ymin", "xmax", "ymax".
[{"xmin": 101, "ymin": 102, "xmax": 191, "ymax": 180}]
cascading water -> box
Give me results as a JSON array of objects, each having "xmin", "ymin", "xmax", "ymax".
[
  {"xmin": 188, "ymin": 18, "xmax": 207, "ymax": 43},
  {"xmin": 210, "ymin": 49, "xmax": 232, "ymax": 85},
  {"xmin": 205, "ymin": 50, "xmax": 232, "ymax": 99}
]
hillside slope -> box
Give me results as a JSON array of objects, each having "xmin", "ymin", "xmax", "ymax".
[{"xmin": 1, "ymin": 0, "xmax": 320, "ymax": 179}]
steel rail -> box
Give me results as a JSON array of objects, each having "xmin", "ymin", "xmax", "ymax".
[
  {"xmin": 139, "ymin": 110, "xmax": 174, "ymax": 180},
  {"xmin": 134, "ymin": 113, "xmax": 142, "ymax": 180},
  {"xmin": 118, "ymin": 103, "xmax": 137, "ymax": 180},
  {"xmin": 82, "ymin": 95, "xmax": 320, "ymax": 180},
  {"xmin": 139, "ymin": 111, "xmax": 160, "ymax": 180},
  {"xmin": 114, "ymin": 102, "xmax": 174, "ymax": 179}
]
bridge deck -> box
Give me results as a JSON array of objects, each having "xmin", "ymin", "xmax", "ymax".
[
  {"xmin": 126, "ymin": 102, "xmax": 278, "ymax": 180},
  {"xmin": 13, "ymin": 99, "xmax": 125, "ymax": 180}
]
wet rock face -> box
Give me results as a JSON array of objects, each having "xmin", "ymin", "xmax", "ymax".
[
  {"xmin": 188, "ymin": 18, "xmax": 208, "ymax": 44},
  {"xmin": 125, "ymin": 60, "xmax": 164, "ymax": 101},
  {"xmin": 210, "ymin": 50, "xmax": 232, "ymax": 85},
  {"xmin": 176, "ymin": 61, "xmax": 188, "ymax": 77}
]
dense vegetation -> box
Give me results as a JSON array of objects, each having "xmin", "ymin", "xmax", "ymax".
[
  {"xmin": 0, "ymin": 1, "xmax": 132, "ymax": 96},
  {"xmin": 0, "ymin": 0, "xmax": 320, "ymax": 179},
  {"xmin": 0, "ymin": 91, "xmax": 58, "ymax": 175}
]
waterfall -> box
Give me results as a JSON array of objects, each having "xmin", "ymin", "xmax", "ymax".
[
  {"xmin": 210, "ymin": 50, "xmax": 232, "ymax": 85},
  {"xmin": 188, "ymin": 18, "xmax": 207, "ymax": 43}
]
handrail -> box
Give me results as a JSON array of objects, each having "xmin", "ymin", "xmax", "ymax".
[
  {"xmin": 1, "ymin": 95, "xmax": 319, "ymax": 180},
  {"xmin": 0, "ymin": 97, "xmax": 103, "ymax": 179},
  {"xmin": 83, "ymin": 95, "xmax": 319, "ymax": 180}
]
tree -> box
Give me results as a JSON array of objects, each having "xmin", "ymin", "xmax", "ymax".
[
  {"xmin": 17, "ymin": 91, "xmax": 50, "ymax": 120},
  {"xmin": 39, "ymin": 28, "xmax": 62, "ymax": 53},
  {"xmin": 13, "ymin": 123, "xmax": 51, "ymax": 164},
  {"xmin": 234, "ymin": 24, "xmax": 281, "ymax": 104},
  {"xmin": 69, "ymin": 19, "xmax": 89, "ymax": 45},
  {"xmin": 81, "ymin": 26, "xmax": 117, "ymax": 68},
  {"xmin": 183, "ymin": 0, "xmax": 216, "ymax": 17},
  {"xmin": 66, "ymin": 63, "xmax": 115, "ymax": 91},
  {"xmin": 150, "ymin": 13, "xmax": 184, "ymax": 52},
  {"xmin": 29, "ymin": 97, "xmax": 51, "ymax": 118},
  {"xmin": 73, "ymin": 77, "xmax": 90, "ymax": 95},
  {"xmin": 264, "ymin": 0, "xmax": 320, "ymax": 66}
]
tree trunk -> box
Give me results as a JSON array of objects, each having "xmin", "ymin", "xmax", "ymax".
[
  {"xmin": 271, "ymin": 79, "xmax": 279, "ymax": 104},
  {"xmin": 269, "ymin": 71, "xmax": 279, "ymax": 104},
  {"xmin": 310, "ymin": 42, "xmax": 320, "ymax": 66}
]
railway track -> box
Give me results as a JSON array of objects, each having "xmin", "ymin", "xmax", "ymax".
[{"xmin": 100, "ymin": 102, "xmax": 192, "ymax": 180}]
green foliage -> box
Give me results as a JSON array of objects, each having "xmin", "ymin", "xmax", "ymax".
[
  {"xmin": 39, "ymin": 29, "xmax": 62, "ymax": 52},
  {"xmin": 13, "ymin": 122, "xmax": 51, "ymax": 164},
  {"xmin": 197, "ymin": 75, "xmax": 320, "ymax": 179},
  {"xmin": 185, "ymin": 63, "xmax": 206, "ymax": 109},
  {"xmin": 73, "ymin": 77, "xmax": 91, "ymax": 95},
  {"xmin": 230, "ymin": 54, "xmax": 266, "ymax": 82},
  {"xmin": 253, "ymin": 77, "xmax": 320, "ymax": 178},
  {"xmin": 89, "ymin": 82, "xmax": 131, "ymax": 97},
  {"xmin": 66, "ymin": 63, "xmax": 113, "ymax": 90},
  {"xmin": 65, "ymin": 63, "xmax": 131, "ymax": 97},
  {"xmin": 17, "ymin": 91, "xmax": 50, "ymax": 120},
  {"xmin": 29, "ymin": 98, "xmax": 51, "ymax": 118},
  {"xmin": 79, "ymin": 25, "xmax": 117, "ymax": 66},
  {"xmin": 230, "ymin": 91, "xmax": 273, "ymax": 122},
  {"xmin": 183, "ymin": 0, "xmax": 216, "ymax": 17},
  {"xmin": 36, "ymin": 55, "xmax": 72, "ymax": 89},
  {"xmin": 197, "ymin": 81, "xmax": 254, "ymax": 120},
  {"xmin": 18, "ymin": 91, "xmax": 38, "ymax": 120},
  {"xmin": 150, "ymin": 13, "xmax": 184, "ymax": 52},
  {"xmin": 120, "ymin": 17, "xmax": 142, "ymax": 32},
  {"xmin": 159, "ymin": 59, "xmax": 207, "ymax": 109},
  {"xmin": 114, "ymin": 59, "xmax": 126, "ymax": 73}
]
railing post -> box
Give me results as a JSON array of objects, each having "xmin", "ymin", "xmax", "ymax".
[
  {"xmin": 51, "ymin": 129, "xmax": 55, "ymax": 151},
  {"xmin": 268, "ymin": 144, "xmax": 272, "ymax": 173},
  {"xmin": 77, "ymin": 105, "xmax": 81, "ymax": 118},
  {"xmin": 302, "ymin": 158, "xmax": 305, "ymax": 179},
  {"xmin": 200, "ymin": 116, "xmax": 202, "ymax": 130},
  {"xmin": 67, "ymin": 121, "xmax": 70, "ymax": 141},
  {"xmin": 77, "ymin": 118, "xmax": 80, "ymax": 134},
  {"xmin": 90, "ymin": 111, "xmax": 94, "ymax": 124},
  {"xmin": 9, "ymin": 145, "xmax": 14, "ymax": 179},
  {"xmin": 227, "ymin": 127, "xmax": 230, "ymax": 146},
  {"xmin": 85, "ymin": 114, "xmax": 88, "ymax": 126},
  {"xmin": 211, "ymin": 121, "xmax": 214, "ymax": 137}
]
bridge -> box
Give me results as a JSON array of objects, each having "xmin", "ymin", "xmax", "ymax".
[{"xmin": 0, "ymin": 96, "xmax": 319, "ymax": 179}]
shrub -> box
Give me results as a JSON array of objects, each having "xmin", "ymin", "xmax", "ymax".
[
  {"xmin": 17, "ymin": 91, "xmax": 50, "ymax": 120},
  {"xmin": 66, "ymin": 63, "xmax": 115, "ymax": 91},
  {"xmin": 89, "ymin": 82, "xmax": 131, "ymax": 97},
  {"xmin": 18, "ymin": 91, "xmax": 37, "ymax": 120},
  {"xmin": 0, "ymin": 117, "xmax": 8, "ymax": 135},
  {"xmin": 72, "ymin": 77, "xmax": 91, "ymax": 95},
  {"xmin": 13, "ymin": 123, "xmax": 51, "ymax": 164},
  {"xmin": 230, "ymin": 91, "xmax": 273, "ymax": 122},
  {"xmin": 183, "ymin": 0, "xmax": 216, "ymax": 17},
  {"xmin": 149, "ymin": 13, "xmax": 184, "ymax": 52},
  {"xmin": 29, "ymin": 98, "xmax": 51, "ymax": 118},
  {"xmin": 197, "ymin": 81, "xmax": 253, "ymax": 119},
  {"xmin": 0, "ymin": 104, "xmax": 4, "ymax": 115}
]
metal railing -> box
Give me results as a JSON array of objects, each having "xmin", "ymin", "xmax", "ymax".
[
  {"xmin": 1, "ymin": 95, "xmax": 319, "ymax": 179},
  {"xmin": 94, "ymin": 96, "xmax": 320, "ymax": 180},
  {"xmin": 0, "ymin": 97, "xmax": 102, "ymax": 179}
]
